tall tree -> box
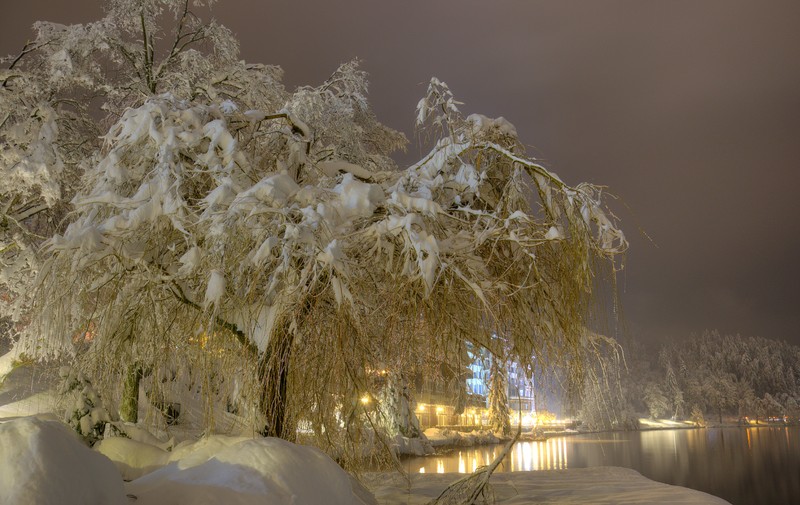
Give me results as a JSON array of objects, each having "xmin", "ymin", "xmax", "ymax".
[
  {"xmin": 12, "ymin": 1, "xmax": 626, "ymax": 462},
  {"xmin": 2, "ymin": 0, "xmax": 239, "ymax": 330}
]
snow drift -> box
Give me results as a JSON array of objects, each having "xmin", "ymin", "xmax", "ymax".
[
  {"xmin": 0, "ymin": 416, "xmax": 125, "ymax": 505},
  {"xmin": 0, "ymin": 416, "xmax": 373, "ymax": 505},
  {"xmin": 126, "ymin": 435, "xmax": 376, "ymax": 505}
]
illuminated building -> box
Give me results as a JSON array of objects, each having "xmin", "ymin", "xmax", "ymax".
[{"xmin": 414, "ymin": 345, "xmax": 536, "ymax": 429}]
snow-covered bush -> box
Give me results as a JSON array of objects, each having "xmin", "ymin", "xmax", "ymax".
[{"xmin": 59, "ymin": 366, "xmax": 112, "ymax": 445}]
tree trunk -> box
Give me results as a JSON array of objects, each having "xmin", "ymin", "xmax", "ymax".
[
  {"xmin": 120, "ymin": 364, "xmax": 142, "ymax": 423},
  {"xmin": 450, "ymin": 361, "xmax": 468, "ymax": 417},
  {"xmin": 453, "ymin": 380, "xmax": 467, "ymax": 417},
  {"xmin": 258, "ymin": 319, "xmax": 295, "ymax": 440}
]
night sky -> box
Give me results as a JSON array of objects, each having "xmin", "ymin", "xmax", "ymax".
[{"xmin": 3, "ymin": 1, "xmax": 799, "ymax": 347}]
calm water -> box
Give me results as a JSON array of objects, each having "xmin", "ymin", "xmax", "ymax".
[{"xmin": 402, "ymin": 427, "xmax": 800, "ymax": 505}]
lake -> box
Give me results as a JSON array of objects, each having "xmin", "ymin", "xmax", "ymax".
[{"xmin": 402, "ymin": 427, "xmax": 800, "ymax": 505}]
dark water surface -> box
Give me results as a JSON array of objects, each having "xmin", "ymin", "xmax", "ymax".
[{"xmin": 402, "ymin": 427, "xmax": 800, "ymax": 505}]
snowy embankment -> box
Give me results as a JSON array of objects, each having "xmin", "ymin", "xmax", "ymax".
[
  {"xmin": 391, "ymin": 428, "xmax": 504, "ymax": 456},
  {"xmin": 423, "ymin": 427, "xmax": 502, "ymax": 447},
  {"xmin": 0, "ymin": 415, "xmax": 730, "ymax": 505}
]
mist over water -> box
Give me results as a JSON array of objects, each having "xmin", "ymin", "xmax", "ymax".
[{"xmin": 403, "ymin": 427, "xmax": 800, "ymax": 505}]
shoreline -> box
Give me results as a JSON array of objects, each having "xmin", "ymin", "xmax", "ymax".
[{"xmin": 416, "ymin": 420, "xmax": 799, "ymax": 456}]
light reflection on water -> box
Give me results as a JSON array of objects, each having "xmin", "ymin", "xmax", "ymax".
[
  {"xmin": 401, "ymin": 427, "xmax": 800, "ymax": 505},
  {"xmin": 404, "ymin": 437, "xmax": 570, "ymax": 474}
]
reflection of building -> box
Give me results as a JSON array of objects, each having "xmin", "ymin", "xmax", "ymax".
[{"xmin": 415, "ymin": 347, "xmax": 536, "ymax": 429}]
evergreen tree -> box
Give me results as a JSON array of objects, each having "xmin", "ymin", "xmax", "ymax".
[{"xmin": 487, "ymin": 353, "xmax": 511, "ymax": 437}]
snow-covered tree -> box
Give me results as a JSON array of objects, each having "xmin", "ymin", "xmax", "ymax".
[
  {"xmin": 689, "ymin": 404, "xmax": 705, "ymax": 427},
  {"xmin": 659, "ymin": 351, "xmax": 684, "ymax": 419},
  {"xmin": 785, "ymin": 396, "xmax": 800, "ymax": 421},
  {"xmin": 487, "ymin": 353, "xmax": 511, "ymax": 437},
  {"xmin": 0, "ymin": 38, "xmax": 86, "ymax": 326},
  {"xmin": 13, "ymin": 2, "xmax": 626, "ymax": 462},
  {"xmin": 2, "ymin": 0, "xmax": 238, "ymax": 328},
  {"xmin": 643, "ymin": 383, "xmax": 669, "ymax": 419},
  {"xmin": 378, "ymin": 371, "xmax": 421, "ymax": 439}
]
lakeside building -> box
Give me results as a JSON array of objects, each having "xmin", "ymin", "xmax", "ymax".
[{"xmin": 414, "ymin": 347, "xmax": 537, "ymax": 429}]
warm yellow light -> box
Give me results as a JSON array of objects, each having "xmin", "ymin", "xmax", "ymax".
[
  {"xmin": 417, "ymin": 404, "xmax": 426, "ymax": 412},
  {"xmin": 360, "ymin": 395, "xmax": 370, "ymax": 405},
  {"xmin": 436, "ymin": 406, "xmax": 444, "ymax": 414}
]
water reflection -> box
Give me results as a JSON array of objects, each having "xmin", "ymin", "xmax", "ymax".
[
  {"xmin": 402, "ymin": 427, "xmax": 800, "ymax": 505},
  {"xmin": 510, "ymin": 437, "xmax": 568, "ymax": 471},
  {"xmin": 408, "ymin": 437, "xmax": 570, "ymax": 474}
]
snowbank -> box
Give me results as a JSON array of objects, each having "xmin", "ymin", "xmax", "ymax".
[
  {"xmin": 392, "ymin": 433, "xmax": 434, "ymax": 455},
  {"xmin": 0, "ymin": 350, "xmax": 16, "ymax": 377},
  {"xmin": 94, "ymin": 436, "xmax": 170, "ymax": 480},
  {"xmin": 365, "ymin": 467, "xmax": 731, "ymax": 505},
  {"xmin": 423, "ymin": 427, "xmax": 501, "ymax": 447},
  {"xmin": 0, "ymin": 417, "xmax": 126, "ymax": 505},
  {"xmin": 1, "ymin": 416, "xmax": 373, "ymax": 505},
  {"xmin": 0, "ymin": 353, "xmax": 61, "ymax": 420},
  {"xmin": 126, "ymin": 435, "xmax": 375, "ymax": 505}
]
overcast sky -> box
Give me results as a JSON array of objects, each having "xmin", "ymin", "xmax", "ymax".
[{"xmin": 3, "ymin": 1, "xmax": 799, "ymax": 347}]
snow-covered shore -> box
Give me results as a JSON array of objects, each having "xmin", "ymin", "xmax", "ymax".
[
  {"xmin": 0, "ymin": 358, "xmax": 730, "ymax": 504},
  {"xmin": 0, "ymin": 415, "xmax": 730, "ymax": 505},
  {"xmin": 365, "ymin": 468, "xmax": 730, "ymax": 505}
]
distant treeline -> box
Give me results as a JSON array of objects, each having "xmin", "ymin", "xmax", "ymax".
[{"xmin": 577, "ymin": 331, "xmax": 800, "ymax": 429}]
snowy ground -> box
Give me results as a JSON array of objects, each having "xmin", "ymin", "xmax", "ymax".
[
  {"xmin": 0, "ymin": 354, "xmax": 730, "ymax": 505},
  {"xmin": 423, "ymin": 427, "xmax": 502, "ymax": 448},
  {"xmin": 364, "ymin": 468, "xmax": 730, "ymax": 505}
]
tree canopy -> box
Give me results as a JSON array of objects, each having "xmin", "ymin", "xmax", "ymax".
[{"xmin": 3, "ymin": 0, "xmax": 626, "ymax": 461}]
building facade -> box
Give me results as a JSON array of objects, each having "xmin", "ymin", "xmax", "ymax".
[{"xmin": 414, "ymin": 346, "xmax": 536, "ymax": 429}]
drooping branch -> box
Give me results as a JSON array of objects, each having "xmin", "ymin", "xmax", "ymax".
[
  {"xmin": 428, "ymin": 423, "xmax": 522, "ymax": 505},
  {"xmin": 6, "ymin": 40, "xmax": 51, "ymax": 71},
  {"xmin": 12, "ymin": 202, "xmax": 50, "ymax": 223},
  {"xmin": 168, "ymin": 281, "xmax": 257, "ymax": 356},
  {"xmin": 140, "ymin": 9, "xmax": 156, "ymax": 93}
]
